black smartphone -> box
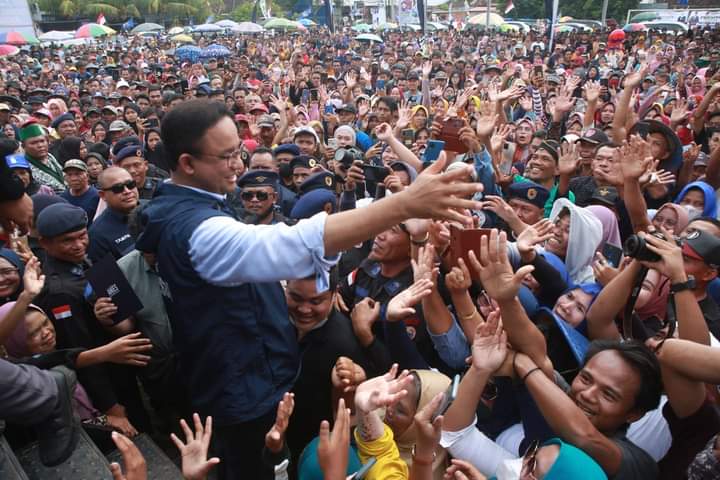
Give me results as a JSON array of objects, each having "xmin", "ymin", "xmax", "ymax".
[
  {"xmin": 432, "ymin": 374, "xmax": 460, "ymax": 421},
  {"xmin": 310, "ymin": 89, "xmax": 319, "ymax": 102},
  {"xmin": 601, "ymin": 243, "xmax": 623, "ymax": 268},
  {"xmin": 401, "ymin": 129, "xmax": 415, "ymax": 148},
  {"xmin": 362, "ymin": 164, "xmax": 390, "ymax": 183},
  {"xmin": 143, "ymin": 118, "xmax": 159, "ymax": 129}
]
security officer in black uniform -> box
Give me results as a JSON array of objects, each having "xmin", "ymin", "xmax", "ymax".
[
  {"xmin": 88, "ymin": 166, "xmax": 138, "ymax": 263},
  {"xmin": 273, "ymin": 144, "xmax": 300, "ymax": 193},
  {"xmin": 34, "ymin": 202, "xmax": 149, "ymax": 432},
  {"xmin": 233, "ymin": 170, "xmax": 293, "ymax": 225},
  {"xmin": 112, "ymin": 137, "xmax": 163, "ymax": 201},
  {"xmin": 289, "ymin": 155, "xmax": 318, "ymax": 191}
]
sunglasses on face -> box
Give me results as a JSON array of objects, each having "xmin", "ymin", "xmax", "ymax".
[
  {"xmin": 103, "ymin": 179, "xmax": 136, "ymax": 194},
  {"xmin": 241, "ymin": 191, "xmax": 270, "ymax": 201}
]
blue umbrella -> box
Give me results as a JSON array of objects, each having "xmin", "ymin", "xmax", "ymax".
[
  {"xmin": 175, "ymin": 45, "xmax": 201, "ymax": 63},
  {"xmin": 200, "ymin": 43, "xmax": 231, "ymax": 58}
]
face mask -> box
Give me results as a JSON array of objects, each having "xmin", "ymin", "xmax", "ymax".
[
  {"xmin": 682, "ymin": 204, "xmax": 702, "ymax": 220},
  {"xmin": 278, "ymin": 162, "xmax": 292, "ymax": 179},
  {"xmin": 495, "ymin": 457, "xmax": 524, "ymax": 480}
]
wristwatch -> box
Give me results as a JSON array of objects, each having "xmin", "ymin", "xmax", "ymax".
[{"xmin": 670, "ymin": 276, "xmax": 695, "ymax": 294}]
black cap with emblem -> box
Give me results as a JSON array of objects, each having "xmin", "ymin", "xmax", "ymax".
[{"xmin": 237, "ymin": 170, "xmax": 279, "ymax": 191}]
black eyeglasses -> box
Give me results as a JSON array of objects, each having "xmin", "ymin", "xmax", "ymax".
[
  {"xmin": 241, "ymin": 191, "xmax": 270, "ymax": 201},
  {"xmin": 521, "ymin": 440, "xmax": 540, "ymax": 479},
  {"xmin": 103, "ymin": 180, "xmax": 136, "ymax": 194}
]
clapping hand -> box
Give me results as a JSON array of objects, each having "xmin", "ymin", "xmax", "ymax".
[
  {"xmin": 467, "ymin": 229, "xmax": 534, "ymax": 303},
  {"xmin": 20, "ymin": 256, "xmax": 45, "ymax": 300},
  {"xmin": 170, "ymin": 414, "xmax": 220, "ymax": 480},
  {"xmin": 264, "ymin": 392, "xmax": 295, "ymax": 454}
]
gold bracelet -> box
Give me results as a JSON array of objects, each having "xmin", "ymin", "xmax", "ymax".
[
  {"xmin": 460, "ymin": 309, "xmax": 477, "ymax": 320},
  {"xmin": 411, "ymin": 232, "xmax": 430, "ymax": 245}
]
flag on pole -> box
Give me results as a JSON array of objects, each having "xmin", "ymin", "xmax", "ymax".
[
  {"xmin": 505, "ymin": 0, "xmax": 515, "ymax": 14},
  {"xmin": 97, "ymin": 13, "xmax": 106, "ymax": 25}
]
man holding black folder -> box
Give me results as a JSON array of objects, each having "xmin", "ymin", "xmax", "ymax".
[{"xmin": 135, "ymin": 100, "xmax": 482, "ymax": 480}]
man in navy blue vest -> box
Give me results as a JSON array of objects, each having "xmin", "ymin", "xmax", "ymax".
[{"xmin": 135, "ymin": 100, "xmax": 482, "ymax": 480}]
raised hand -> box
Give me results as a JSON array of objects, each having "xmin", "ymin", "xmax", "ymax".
[
  {"xmin": 470, "ymin": 308, "xmax": 507, "ymax": 374},
  {"xmin": 354, "ymin": 364, "xmax": 413, "ymax": 414},
  {"xmin": 350, "ymin": 297, "xmax": 381, "ymax": 347},
  {"xmin": 583, "ymin": 80, "xmax": 602, "ymax": 103},
  {"xmin": 264, "ymin": 392, "xmax": 295, "ymax": 454},
  {"xmin": 554, "ymin": 89, "xmax": 577, "ymax": 115},
  {"xmin": 412, "ymin": 390, "xmax": 444, "ymax": 462},
  {"xmin": 445, "ymin": 258, "xmax": 472, "ymax": 293},
  {"xmin": 670, "ymin": 97, "xmax": 690, "ymax": 125},
  {"xmin": 103, "ymin": 332, "xmax": 153, "ymax": 367},
  {"xmin": 396, "ymin": 100, "xmax": 412, "ymax": 130},
  {"xmin": 475, "ymin": 112, "xmax": 499, "ymax": 139},
  {"xmin": 422, "ymin": 60, "xmax": 432, "ymax": 79},
  {"xmin": 558, "ymin": 141, "xmax": 580, "ymax": 176},
  {"xmin": 481, "ymin": 196, "xmax": 516, "ymax": 223},
  {"xmin": 331, "ymin": 356, "xmax": 367, "ymax": 393},
  {"xmin": 170, "ymin": 414, "xmax": 220, "ymax": 480},
  {"xmin": 428, "ymin": 220, "xmax": 451, "ymax": 253},
  {"xmin": 467, "ymin": 229, "xmax": 534, "ymax": 303},
  {"xmin": 412, "ymin": 244, "xmax": 439, "ymax": 283},
  {"xmin": 624, "ymin": 64, "xmax": 648, "ymax": 89},
  {"xmin": 386, "ymin": 279, "xmax": 434, "ymax": 322},
  {"xmin": 317, "ymin": 398, "xmax": 351, "ymax": 480},
  {"xmin": 20, "ymin": 256, "xmax": 45, "ymax": 299},
  {"xmin": 374, "ymin": 123, "xmax": 393, "ymax": 141},
  {"xmin": 109, "ymin": 432, "xmax": 147, "ymax": 480},
  {"xmin": 516, "ymin": 219, "xmax": 554, "ymax": 258}
]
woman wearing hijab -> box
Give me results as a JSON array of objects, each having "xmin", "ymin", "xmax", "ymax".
[
  {"xmin": 56, "ymin": 136, "xmax": 87, "ymax": 166},
  {"xmin": 143, "ymin": 128, "xmax": 169, "ymax": 172},
  {"xmin": 651, "ymin": 203, "xmax": 690, "ymax": 236},
  {"xmin": 586, "ymin": 205, "xmax": 622, "ymax": 253},
  {"xmin": 0, "ymin": 301, "xmax": 150, "ymax": 436},
  {"xmin": 0, "ymin": 248, "xmax": 24, "ymax": 303},
  {"xmin": 674, "ymin": 180, "xmax": 718, "ymax": 220}
]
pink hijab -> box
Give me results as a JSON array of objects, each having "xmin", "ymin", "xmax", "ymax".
[
  {"xmin": 586, "ymin": 205, "xmax": 622, "ymax": 251},
  {"xmin": 655, "ymin": 203, "xmax": 689, "ymax": 235},
  {"xmin": 46, "ymin": 98, "xmax": 68, "ymax": 120}
]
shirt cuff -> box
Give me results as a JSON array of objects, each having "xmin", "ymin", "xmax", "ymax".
[
  {"xmin": 428, "ymin": 314, "xmax": 470, "ymax": 370},
  {"xmin": 440, "ymin": 415, "xmax": 479, "ymax": 448},
  {"xmin": 300, "ymin": 212, "xmax": 340, "ymax": 293}
]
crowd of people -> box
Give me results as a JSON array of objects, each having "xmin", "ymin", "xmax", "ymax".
[{"xmin": 1, "ymin": 17, "xmax": 720, "ymax": 480}]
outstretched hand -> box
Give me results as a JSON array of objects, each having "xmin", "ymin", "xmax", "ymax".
[
  {"xmin": 264, "ymin": 392, "xmax": 295, "ymax": 454},
  {"xmin": 170, "ymin": 414, "xmax": 220, "ymax": 480},
  {"xmin": 467, "ymin": 229, "xmax": 534, "ymax": 303},
  {"xmin": 386, "ymin": 278, "xmax": 434, "ymax": 322},
  {"xmin": 317, "ymin": 398, "xmax": 351, "ymax": 480},
  {"xmin": 354, "ymin": 364, "xmax": 413, "ymax": 414}
]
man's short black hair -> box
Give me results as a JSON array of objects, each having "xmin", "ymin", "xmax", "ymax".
[
  {"xmin": 584, "ymin": 340, "xmax": 662, "ymax": 414},
  {"xmin": 161, "ymin": 99, "xmax": 233, "ymax": 171},
  {"xmin": 594, "ymin": 141, "xmax": 619, "ymax": 154},
  {"xmin": 250, "ymin": 146, "xmax": 274, "ymax": 159},
  {"xmin": 377, "ymin": 96, "xmax": 398, "ymax": 113}
]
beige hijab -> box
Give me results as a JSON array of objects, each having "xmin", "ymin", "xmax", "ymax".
[{"xmin": 396, "ymin": 370, "xmax": 451, "ymax": 480}]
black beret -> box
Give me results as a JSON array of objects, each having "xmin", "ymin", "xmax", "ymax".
[
  {"xmin": 507, "ymin": 181, "xmax": 549, "ymax": 210},
  {"xmin": 51, "ymin": 112, "xmax": 75, "ymax": 129},
  {"xmin": 37, "ymin": 203, "xmax": 87, "ymax": 238}
]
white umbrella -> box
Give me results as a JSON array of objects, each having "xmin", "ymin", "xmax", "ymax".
[
  {"xmin": 168, "ymin": 26, "xmax": 185, "ymax": 35},
  {"xmin": 39, "ymin": 31, "xmax": 74, "ymax": 42},
  {"xmin": 427, "ymin": 21, "xmax": 448, "ymax": 30},
  {"xmin": 215, "ymin": 19, "xmax": 240, "ymax": 29},
  {"xmin": 234, "ymin": 22, "xmax": 265, "ymax": 33},
  {"xmin": 193, "ymin": 23, "xmax": 223, "ymax": 33}
]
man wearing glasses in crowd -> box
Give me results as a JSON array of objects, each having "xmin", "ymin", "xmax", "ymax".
[{"xmin": 88, "ymin": 167, "xmax": 138, "ymax": 263}]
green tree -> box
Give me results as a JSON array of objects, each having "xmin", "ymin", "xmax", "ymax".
[
  {"xmin": 230, "ymin": 0, "xmax": 285, "ymax": 21},
  {"xmin": 509, "ymin": 0, "xmax": 639, "ymax": 21}
]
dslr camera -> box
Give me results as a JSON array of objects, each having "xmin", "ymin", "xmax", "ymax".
[
  {"xmin": 334, "ymin": 147, "xmax": 363, "ymax": 169},
  {"xmin": 623, "ymin": 231, "xmax": 676, "ymax": 263}
]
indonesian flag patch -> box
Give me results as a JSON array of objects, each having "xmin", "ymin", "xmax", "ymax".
[{"xmin": 52, "ymin": 305, "xmax": 72, "ymax": 320}]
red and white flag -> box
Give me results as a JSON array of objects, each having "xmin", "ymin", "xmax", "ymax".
[
  {"xmin": 52, "ymin": 305, "xmax": 72, "ymax": 320},
  {"xmin": 505, "ymin": 0, "xmax": 515, "ymax": 14},
  {"xmin": 97, "ymin": 13, "xmax": 106, "ymax": 25}
]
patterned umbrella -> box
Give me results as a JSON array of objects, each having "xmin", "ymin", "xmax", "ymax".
[
  {"xmin": 0, "ymin": 44, "xmax": 20, "ymax": 56},
  {"xmin": 234, "ymin": 22, "xmax": 264, "ymax": 33},
  {"xmin": 200, "ymin": 43, "xmax": 232, "ymax": 58},
  {"xmin": 75, "ymin": 23, "xmax": 116, "ymax": 38},
  {"xmin": 175, "ymin": 45, "xmax": 202, "ymax": 63},
  {"xmin": 0, "ymin": 31, "xmax": 39, "ymax": 45}
]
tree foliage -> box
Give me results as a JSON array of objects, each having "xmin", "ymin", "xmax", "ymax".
[
  {"xmin": 34, "ymin": 0, "xmax": 220, "ymax": 21},
  {"xmin": 509, "ymin": 0, "xmax": 639, "ymax": 22}
]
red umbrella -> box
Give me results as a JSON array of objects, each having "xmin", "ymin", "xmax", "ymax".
[{"xmin": 0, "ymin": 44, "xmax": 20, "ymax": 56}]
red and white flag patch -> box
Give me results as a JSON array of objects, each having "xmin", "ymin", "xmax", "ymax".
[{"xmin": 52, "ymin": 305, "xmax": 72, "ymax": 320}]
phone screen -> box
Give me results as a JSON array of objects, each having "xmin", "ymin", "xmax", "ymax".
[
  {"xmin": 601, "ymin": 243, "xmax": 623, "ymax": 268},
  {"xmin": 423, "ymin": 140, "xmax": 445, "ymax": 163}
]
